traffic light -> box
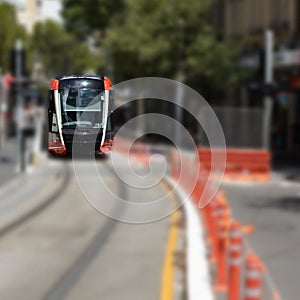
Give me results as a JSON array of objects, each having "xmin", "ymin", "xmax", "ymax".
[{"xmin": 10, "ymin": 48, "xmax": 26, "ymax": 77}]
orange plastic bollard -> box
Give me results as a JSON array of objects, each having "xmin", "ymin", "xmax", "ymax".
[
  {"xmin": 228, "ymin": 221, "xmax": 243, "ymax": 300},
  {"xmin": 214, "ymin": 198, "xmax": 231, "ymax": 292},
  {"xmin": 244, "ymin": 253, "xmax": 264, "ymax": 300},
  {"xmin": 206, "ymin": 199, "xmax": 218, "ymax": 263},
  {"xmin": 242, "ymin": 224, "xmax": 255, "ymax": 235},
  {"xmin": 200, "ymin": 200, "xmax": 216, "ymax": 261}
]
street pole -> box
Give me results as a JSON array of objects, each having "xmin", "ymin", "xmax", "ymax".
[
  {"xmin": 0, "ymin": 72, "xmax": 4, "ymax": 150},
  {"xmin": 262, "ymin": 30, "xmax": 274, "ymax": 150},
  {"xmin": 15, "ymin": 39, "xmax": 25, "ymax": 172},
  {"xmin": 175, "ymin": 72, "xmax": 184, "ymax": 147},
  {"xmin": 174, "ymin": 16, "xmax": 185, "ymax": 148}
]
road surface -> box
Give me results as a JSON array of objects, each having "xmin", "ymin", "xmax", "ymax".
[
  {"xmin": 0, "ymin": 155, "xmax": 181, "ymax": 300},
  {"xmin": 222, "ymin": 178, "xmax": 300, "ymax": 300}
]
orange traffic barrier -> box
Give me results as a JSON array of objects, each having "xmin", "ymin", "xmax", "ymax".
[
  {"xmin": 170, "ymin": 150, "xmax": 281, "ymax": 300},
  {"xmin": 214, "ymin": 198, "xmax": 231, "ymax": 292},
  {"xmin": 198, "ymin": 147, "xmax": 271, "ymax": 182},
  {"xmin": 244, "ymin": 253, "xmax": 264, "ymax": 300},
  {"xmin": 228, "ymin": 221, "xmax": 243, "ymax": 300}
]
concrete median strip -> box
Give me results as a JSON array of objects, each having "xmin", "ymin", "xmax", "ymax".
[{"xmin": 165, "ymin": 177, "xmax": 214, "ymax": 300}]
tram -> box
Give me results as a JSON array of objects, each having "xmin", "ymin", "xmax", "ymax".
[{"xmin": 48, "ymin": 75, "xmax": 114, "ymax": 156}]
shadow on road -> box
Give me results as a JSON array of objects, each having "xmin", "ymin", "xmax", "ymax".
[{"xmin": 247, "ymin": 197, "xmax": 300, "ymax": 213}]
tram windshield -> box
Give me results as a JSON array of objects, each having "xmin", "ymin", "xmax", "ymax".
[{"xmin": 59, "ymin": 87, "xmax": 105, "ymax": 129}]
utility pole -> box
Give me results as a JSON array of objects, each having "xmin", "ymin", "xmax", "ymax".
[
  {"xmin": 262, "ymin": 30, "xmax": 274, "ymax": 150},
  {"xmin": 174, "ymin": 17, "xmax": 185, "ymax": 148},
  {"xmin": 15, "ymin": 39, "xmax": 25, "ymax": 172},
  {"xmin": 0, "ymin": 71, "xmax": 4, "ymax": 150},
  {"xmin": 175, "ymin": 72, "xmax": 184, "ymax": 147}
]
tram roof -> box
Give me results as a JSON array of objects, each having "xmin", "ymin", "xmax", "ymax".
[{"xmin": 57, "ymin": 74, "xmax": 105, "ymax": 81}]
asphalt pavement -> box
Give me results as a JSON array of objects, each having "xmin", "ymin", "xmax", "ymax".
[
  {"xmin": 2, "ymin": 142, "xmax": 299, "ymax": 299},
  {"xmin": 0, "ymin": 138, "xmax": 17, "ymax": 187},
  {"xmin": 0, "ymin": 154, "xmax": 181, "ymax": 300},
  {"xmin": 222, "ymin": 175, "xmax": 300, "ymax": 300}
]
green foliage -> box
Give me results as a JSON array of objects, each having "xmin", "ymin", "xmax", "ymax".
[
  {"xmin": 0, "ymin": 0, "xmax": 245, "ymax": 96},
  {"xmin": 0, "ymin": 3, "xmax": 26, "ymax": 72},
  {"xmin": 59, "ymin": 0, "xmax": 246, "ymax": 95},
  {"xmin": 104, "ymin": 0, "xmax": 243, "ymax": 94},
  {"xmin": 186, "ymin": 31, "xmax": 244, "ymax": 89},
  {"xmin": 30, "ymin": 20, "xmax": 95, "ymax": 77},
  {"xmin": 62, "ymin": 0, "xmax": 123, "ymax": 39}
]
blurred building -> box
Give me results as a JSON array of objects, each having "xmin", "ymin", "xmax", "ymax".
[
  {"xmin": 223, "ymin": 0, "xmax": 298, "ymax": 45},
  {"xmin": 3, "ymin": 0, "xmax": 62, "ymax": 33},
  {"xmin": 218, "ymin": 0, "xmax": 300, "ymax": 80},
  {"xmin": 17, "ymin": 0, "xmax": 41, "ymax": 33},
  {"xmin": 216, "ymin": 0, "xmax": 300, "ymax": 157}
]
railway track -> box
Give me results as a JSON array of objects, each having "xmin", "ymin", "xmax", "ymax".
[
  {"xmin": 42, "ymin": 160, "xmax": 128, "ymax": 300},
  {"xmin": 0, "ymin": 156, "xmax": 177, "ymax": 300},
  {"xmin": 0, "ymin": 161, "xmax": 71, "ymax": 238}
]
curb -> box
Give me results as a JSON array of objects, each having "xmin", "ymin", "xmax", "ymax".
[{"xmin": 165, "ymin": 177, "xmax": 214, "ymax": 300}]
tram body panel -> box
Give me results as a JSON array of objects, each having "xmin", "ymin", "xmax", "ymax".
[{"xmin": 48, "ymin": 75, "xmax": 114, "ymax": 156}]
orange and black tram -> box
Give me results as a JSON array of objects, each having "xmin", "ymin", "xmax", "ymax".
[{"xmin": 48, "ymin": 75, "xmax": 114, "ymax": 156}]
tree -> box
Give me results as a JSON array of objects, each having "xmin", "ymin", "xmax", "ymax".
[
  {"xmin": 0, "ymin": 3, "xmax": 26, "ymax": 72},
  {"xmin": 61, "ymin": 0, "xmax": 246, "ymax": 98},
  {"xmin": 30, "ymin": 20, "xmax": 95, "ymax": 78},
  {"xmin": 104, "ymin": 0, "xmax": 243, "ymax": 95},
  {"xmin": 62, "ymin": 0, "xmax": 124, "ymax": 40}
]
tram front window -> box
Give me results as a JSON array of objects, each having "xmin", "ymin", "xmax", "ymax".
[{"xmin": 60, "ymin": 88, "xmax": 105, "ymax": 129}]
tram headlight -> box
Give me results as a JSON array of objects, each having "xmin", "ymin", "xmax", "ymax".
[
  {"xmin": 48, "ymin": 132, "xmax": 66, "ymax": 155},
  {"xmin": 99, "ymin": 139, "xmax": 114, "ymax": 155}
]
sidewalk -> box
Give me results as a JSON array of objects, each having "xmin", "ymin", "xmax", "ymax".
[
  {"xmin": 0, "ymin": 138, "xmax": 17, "ymax": 187},
  {"xmin": 0, "ymin": 136, "xmax": 43, "ymax": 188}
]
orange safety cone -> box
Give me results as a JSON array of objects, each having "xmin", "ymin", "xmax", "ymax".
[
  {"xmin": 244, "ymin": 253, "xmax": 264, "ymax": 300},
  {"xmin": 207, "ymin": 199, "xmax": 218, "ymax": 263},
  {"xmin": 200, "ymin": 199, "xmax": 215, "ymax": 260},
  {"xmin": 214, "ymin": 198, "xmax": 231, "ymax": 292},
  {"xmin": 228, "ymin": 221, "xmax": 243, "ymax": 300}
]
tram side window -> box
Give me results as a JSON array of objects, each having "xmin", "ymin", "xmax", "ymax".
[{"xmin": 48, "ymin": 91, "xmax": 58, "ymax": 133}]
